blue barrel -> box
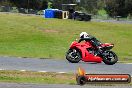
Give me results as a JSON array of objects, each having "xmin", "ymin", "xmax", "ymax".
[{"xmin": 45, "ymin": 9, "xmax": 58, "ymax": 18}]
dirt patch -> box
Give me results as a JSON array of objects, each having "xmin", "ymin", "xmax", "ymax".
[{"xmin": 44, "ymin": 29, "xmax": 59, "ymax": 33}]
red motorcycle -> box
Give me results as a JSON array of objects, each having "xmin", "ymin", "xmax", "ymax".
[{"xmin": 66, "ymin": 40, "xmax": 118, "ymax": 65}]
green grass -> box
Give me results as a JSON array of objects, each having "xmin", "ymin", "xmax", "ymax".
[
  {"xmin": 0, "ymin": 70, "xmax": 131, "ymax": 85},
  {"xmin": 0, "ymin": 70, "xmax": 75, "ymax": 84},
  {"xmin": 0, "ymin": 13, "xmax": 132, "ymax": 61}
]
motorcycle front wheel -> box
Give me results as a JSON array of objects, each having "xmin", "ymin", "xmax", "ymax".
[
  {"xmin": 102, "ymin": 51, "xmax": 118, "ymax": 65},
  {"xmin": 66, "ymin": 49, "xmax": 81, "ymax": 63}
]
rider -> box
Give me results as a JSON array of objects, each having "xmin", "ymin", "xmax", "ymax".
[{"xmin": 78, "ymin": 32, "xmax": 101, "ymax": 48}]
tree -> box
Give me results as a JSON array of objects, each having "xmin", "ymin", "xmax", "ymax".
[
  {"xmin": 52, "ymin": 0, "xmax": 76, "ymax": 9},
  {"xmin": 10, "ymin": 0, "xmax": 48, "ymax": 10},
  {"xmin": 105, "ymin": 0, "xmax": 128, "ymax": 17},
  {"xmin": 125, "ymin": 0, "xmax": 132, "ymax": 15},
  {"xmin": 51, "ymin": 0, "xmax": 62, "ymax": 9},
  {"xmin": 97, "ymin": 0, "xmax": 105, "ymax": 10},
  {"xmin": 79, "ymin": 0, "xmax": 98, "ymax": 14},
  {"xmin": 0, "ymin": 0, "xmax": 12, "ymax": 6}
]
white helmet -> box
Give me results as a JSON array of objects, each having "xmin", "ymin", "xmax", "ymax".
[{"xmin": 80, "ymin": 32, "xmax": 89, "ymax": 38}]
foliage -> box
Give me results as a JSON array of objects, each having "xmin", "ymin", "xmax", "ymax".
[
  {"xmin": 0, "ymin": 0, "xmax": 132, "ymax": 17},
  {"xmin": 105, "ymin": 0, "xmax": 132, "ymax": 17},
  {"xmin": 125, "ymin": 0, "xmax": 132, "ymax": 15},
  {"xmin": 97, "ymin": 0, "xmax": 105, "ymax": 10},
  {"xmin": 47, "ymin": 1, "xmax": 52, "ymax": 9},
  {"xmin": 98, "ymin": 9, "xmax": 107, "ymax": 16},
  {"xmin": 0, "ymin": 0, "xmax": 48, "ymax": 10},
  {"xmin": 79, "ymin": 0, "xmax": 98, "ymax": 14},
  {"xmin": 52, "ymin": 0, "xmax": 76, "ymax": 9}
]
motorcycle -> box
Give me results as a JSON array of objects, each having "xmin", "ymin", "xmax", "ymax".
[{"xmin": 66, "ymin": 39, "xmax": 118, "ymax": 65}]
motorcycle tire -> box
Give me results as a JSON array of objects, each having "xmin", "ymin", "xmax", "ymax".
[
  {"xmin": 66, "ymin": 49, "xmax": 81, "ymax": 63},
  {"xmin": 102, "ymin": 51, "xmax": 118, "ymax": 65}
]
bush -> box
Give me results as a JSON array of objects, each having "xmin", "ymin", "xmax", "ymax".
[{"xmin": 10, "ymin": 7, "xmax": 19, "ymax": 13}]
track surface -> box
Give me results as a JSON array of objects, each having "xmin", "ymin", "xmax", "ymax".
[
  {"xmin": 92, "ymin": 19, "xmax": 132, "ymax": 24},
  {"xmin": 0, "ymin": 56, "xmax": 132, "ymax": 75},
  {"xmin": 0, "ymin": 83, "xmax": 132, "ymax": 88}
]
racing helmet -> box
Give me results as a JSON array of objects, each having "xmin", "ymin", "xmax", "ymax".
[{"xmin": 80, "ymin": 32, "xmax": 89, "ymax": 38}]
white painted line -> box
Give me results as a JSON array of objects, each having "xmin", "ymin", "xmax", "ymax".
[
  {"xmin": 0, "ymin": 69, "xmax": 4, "ymax": 70},
  {"xmin": 100, "ymin": 21, "xmax": 105, "ymax": 22},
  {"xmin": 58, "ymin": 72, "xmax": 66, "ymax": 74},
  {"xmin": 20, "ymin": 70, "xmax": 26, "ymax": 72},
  {"xmin": 38, "ymin": 71, "xmax": 47, "ymax": 73},
  {"xmin": 18, "ymin": 57, "xmax": 22, "ymax": 58},
  {"xmin": 126, "ymin": 63, "xmax": 132, "ymax": 64},
  {"xmin": 3, "ymin": 56, "xmax": 9, "ymax": 58}
]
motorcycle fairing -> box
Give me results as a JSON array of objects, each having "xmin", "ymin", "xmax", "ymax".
[{"xmin": 70, "ymin": 41, "xmax": 102, "ymax": 63}]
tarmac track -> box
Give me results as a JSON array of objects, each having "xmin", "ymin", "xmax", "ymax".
[
  {"xmin": 92, "ymin": 19, "xmax": 132, "ymax": 24},
  {"xmin": 0, "ymin": 56, "xmax": 132, "ymax": 75},
  {"xmin": 0, "ymin": 83, "xmax": 132, "ymax": 88}
]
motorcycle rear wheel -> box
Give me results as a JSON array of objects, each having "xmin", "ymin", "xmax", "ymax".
[
  {"xmin": 66, "ymin": 49, "xmax": 81, "ymax": 63},
  {"xmin": 102, "ymin": 51, "xmax": 118, "ymax": 65}
]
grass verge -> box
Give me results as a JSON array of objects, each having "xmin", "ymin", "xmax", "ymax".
[
  {"xmin": 0, "ymin": 70, "xmax": 76, "ymax": 84},
  {"xmin": 0, "ymin": 70, "xmax": 131, "ymax": 86},
  {"xmin": 0, "ymin": 13, "xmax": 132, "ymax": 62}
]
